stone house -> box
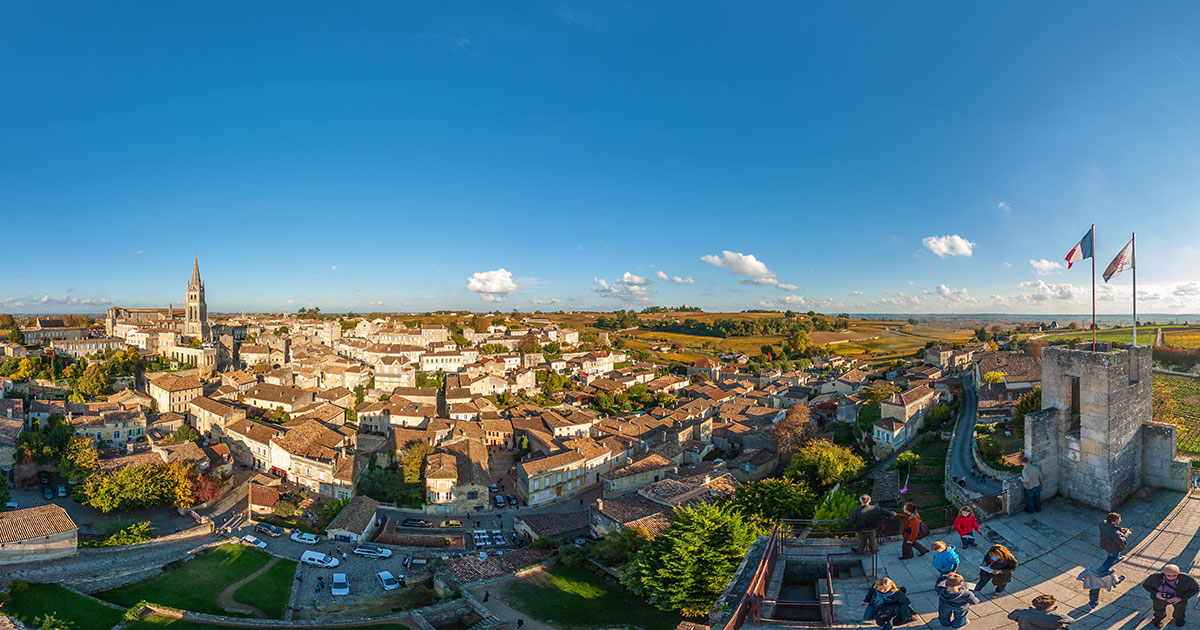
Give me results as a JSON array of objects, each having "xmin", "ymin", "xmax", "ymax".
[
  {"xmin": 601, "ymin": 453, "xmax": 675, "ymax": 498},
  {"xmin": 0, "ymin": 504, "xmax": 78, "ymax": 565},
  {"xmin": 325, "ymin": 495, "xmax": 381, "ymax": 544},
  {"xmin": 147, "ymin": 373, "xmax": 204, "ymax": 414},
  {"xmin": 518, "ymin": 450, "xmax": 588, "ymax": 507},
  {"xmin": 188, "ymin": 396, "xmax": 247, "ymax": 442},
  {"xmin": 424, "ymin": 438, "xmax": 490, "ymax": 514}
]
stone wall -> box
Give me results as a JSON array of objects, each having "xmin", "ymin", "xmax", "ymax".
[{"xmin": 1142, "ymin": 421, "xmax": 1191, "ymax": 492}]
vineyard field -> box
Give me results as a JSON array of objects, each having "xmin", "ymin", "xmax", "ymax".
[
  {"xmin": 1041, "ymin": 328, "xmax": 1158, "ymax": 345},
  {"xmin": 1164, "ymin": 330, "xmax": 1200, "ymax": 349},
  {"xmin": 1153, "ymin": 373, "xmax": 1200, "ymax": 453}
]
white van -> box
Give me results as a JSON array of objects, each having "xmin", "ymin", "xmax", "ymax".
[{"xmin": 300, "ymin": 550, "xmax": 340, "ymax": 568}]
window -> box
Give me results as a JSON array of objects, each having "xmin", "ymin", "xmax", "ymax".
[
  {"xmin": 556, "ymin": 474, "xmax": 562, "ymax": 483},
  {"xmin": 1066, "ymin": 375, "xmax": 1081, "ymax": 436}
]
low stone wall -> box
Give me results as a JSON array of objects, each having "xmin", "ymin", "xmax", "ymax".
[{"xmin": 971, "ymin": 431, "xmax": 1015, "ymax": 483}]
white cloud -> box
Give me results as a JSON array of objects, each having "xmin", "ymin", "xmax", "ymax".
[
  {"xmin": 851, "ymin": 291, "xmax": 864, "ymax": 296},
  {"xmin": 621, "ymin": 272, "xmax": 652, "ymax": 286},
  {"xmin": 1017, "ymin": 280, "xmax": 1076, "ymax": 302},
  {"xmin": 701, "ymin": 250, "xmax": 794, "ymax": 290},
  {"xmin": 1030, "ymin": 259, "xmax": 1063, "ymax": 275},
  {"xmin": 353, "ymin": 287, "xmax": 362, "ymax": 292},
  {"xmin": 922, "ymin": 235, "xmax": 976, "ymax": 258},
  {"xmin": 1004, "ymin": 262, "xmax": 1013, "ymax": 269},
  {"xmin": 998, "ymin": 201, "xmax": 1012, "ymax": 212},
  {"xmin": 934, "ymin": 284, "xmax": 977, "ymax": 303},
  {"xmin": 654, "ymin": 269, "xmax": 694, "ymax": 284},
  {"xmin": 1174, "ymin": 283, "xmax": 1200, "ymax": 297},
  {"xmin": 593, "ymin": 277, "xmax": 650, "ymax": 303},
  {"xmin": 530, "ymin": 298, "xmax": 561, "ymax": 305},
  {"xmin": 331, "ymin": 265, "xmax": 338, "ymax": 272},
  {"xmin": 286, "ymin": 299, "xmax": 296, "ymax": 305},
  {"xmin": 135, "ymin": 250, "xmax": 144, "ymax": 255},
  {"xmin": 656, "ymin": 271, "xmax": 669, "ymax": 281},
  {"xmin": 466, "ymin": 268, "xmax": 519, "ymax": 302}
]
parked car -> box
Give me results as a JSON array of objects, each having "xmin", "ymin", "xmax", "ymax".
[
  {"xmin": 507, "ymin": 495, "xmax": 518, "ymax": 506},
  {"xmin": 240, "ymin": 535, "xmax": 267, "ymax": 549},
  {"xmin": 42, "ymin": 486, "xmax": 54, "ymax": 500},
  {"xmin": 490, "ymin": 483, "xmax": 500, "ymax": 493},
  {"xmin": 291, "ymin": 532, "xmax": 321, "ymax": 545},
  {"xmin": 402, "ymin": 518, "xmax": 433, "ymax": 528},
  {"xmin": 255, "ymin": 523, "xmax": 284, "ymax": 537},
  {"xmin": 56, "ymin": 485, "xmax": 67, "ymax": 498},
  {"xmin": 300, "ymin": 550, "xmax": 339, "ymax": 568},
  {"xmin": 376, "ymin": 571, "xmax": 401, "ymax": 591},
  {"xmin": 38, "ymin": 471, "xmax": 50, "ymax": 485},
  {"xmin": 441, "ymin": 520, "xmax": 463, "ymax": 528},
  {"xmin": 330, "ymin": 573, "xmax": 350, "ymax": 596},
  {"xmin": 353, "ymin": 545, "xmax": 393, "ymax": 559},
  {"xmin": 493, "ymin": 495, "xmax": 505, "ymax": 508},
  {"xmin": 3, "ymin": 501, "xmax": 17, "ymax": 511}
]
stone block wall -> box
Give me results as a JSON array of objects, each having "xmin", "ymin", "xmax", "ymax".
[
  {"xmin": 1024, "ymin": 407, "xmax": 1060, "ymax": 500},
  {"xmin": 1142, "ymin": 421, "xmax": 1191, "ymax": 492}
]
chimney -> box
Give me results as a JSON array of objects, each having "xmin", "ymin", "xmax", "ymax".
[{"xmin": 595, "ymin": 498, "xmax": 603, "ymax": 512}]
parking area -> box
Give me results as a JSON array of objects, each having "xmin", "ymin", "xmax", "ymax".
[{"xmin": 7, "ymin": 470, "xmax": 195, "ymax": 535}]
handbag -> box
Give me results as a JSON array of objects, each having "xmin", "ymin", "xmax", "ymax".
[{"xmin": 917, "ymin": 521, "xmax": 930, "ymax": 539}]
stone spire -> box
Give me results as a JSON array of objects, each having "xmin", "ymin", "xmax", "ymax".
[{"xmin": 189, "ymin": 255, "xmax": 203, "ymax": 290}]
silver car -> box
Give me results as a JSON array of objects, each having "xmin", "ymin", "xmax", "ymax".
[
  {"xmin": 353, "ymin": 545, "xmax": 393, "ymax": 559},
  {"xmin": 376, "ymin": 570, "xmax": 400, "ymax": 591}
]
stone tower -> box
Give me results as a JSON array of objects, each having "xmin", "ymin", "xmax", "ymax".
[
  {"xmin": 1021, "ymin": 344, "xmax": 1188, "ymax": 511},
  {"xmin": 184, "ymin": 256, "xmax": 211, "ymax": 342}
]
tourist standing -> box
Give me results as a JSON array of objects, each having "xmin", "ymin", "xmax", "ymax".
[
  {"xmin": 1076, "ymin": 567, "xmax": 1125, "ymax": 609},
  {"xmin": 953, "ymin": 507, "xmax": 980, "ymax": 548},
  {"xmin": 1142, "ymin": 564, "xmax": 1198, "ymax": 627},
  {"xmin": 973, "ymin": 544, "xmax": 1018, "ymax": 595},
  {"xmin": 930, "ymin": 541, "xmax": 960, "ymax": 576},
  {"xmin": 1098, "ymin": 512, "xmax": 1131, "ymax": 573},
  {"xmin": 846, "ymin": 494, "xmax": 888, "ymax": 555},
  {"xmin": 935, "ymin": 572, "xmax": 978, "ymax": 628},
  {"xmin": 896, "ymin": 502, "xmax": 929, "ymax": 560},
  {"xmin": 861, "ymin": 578, "xmax": 913, "ymax": 630},
  {"xmin": 1018, "ymin": 455, "xmax": 1042, "ymax": 514},
  {"xmin": 1007, "ymin": 595, "xmax": 1072, "ymax": 630}
]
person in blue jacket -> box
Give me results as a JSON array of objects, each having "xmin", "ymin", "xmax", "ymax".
[
  {"xmin": 930, "ymin": 541, "xmax": 961, "ymax": 576},
  {"xmin": 935, "ymin": 572, "xmax": 979, "ymax": 628}
]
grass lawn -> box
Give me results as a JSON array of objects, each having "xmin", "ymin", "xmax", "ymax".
[
  {"xmin": 231, "ymin": 558, "xmax": 297, "ymax": 619},
  {"xmin": 504, "ymin": 564, "xmax": 688, "ymax": 630},
  {"xmin": 99, "ymin": 543, "xmax": 272, "ymax": 615},
  {"xmin": 2, "ymin": 584, "xmax": 126, "ymax": 630},
  {"xmin": 125, "ymin": 615, "xmax": 416, "ymax": 630}
]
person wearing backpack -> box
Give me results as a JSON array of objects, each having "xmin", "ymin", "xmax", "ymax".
[
  {"xmin": 953, "ymin": 507, "xmax": 980, "ymax": 548},
  {"xmin": 973, "ymin": 544, "xmax": 1018, "ymax": 595},
  {"xmin": 930, "ymin": 541, "xmax": 960, "ymax": 576},
  {"xmin": 935, "ymin": 572, "xmax": 978, "ymax": 628},
  {"xmin": 860, "ymin": 578, "xmax": 912, "ymax": 630},
  {"xmin": 1076, "ymin": 566, "xmax": 1125, "ymax": 609},
  {"xmin": 895, "ymin": 502, "xmax": 929, "ymax": 560}
]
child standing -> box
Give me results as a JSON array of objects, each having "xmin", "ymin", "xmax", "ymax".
[
  {"xmin": 953, "ymin": 508, "xmax": 980, "ymax": 549},
  {"xmin": 974, "ymin": 544, "xmax": 1018, "ymax": 596},
  {"xmin": 1077, "ymin": 566, "xmax": 1126, "ymax": 609},
  {"xmin": 936, "ymin": 572, "xmax": 979, "ymax": 628},
  {"xmin": 931, "ymin": 541, "xmax": 961, "ymax": 576}
]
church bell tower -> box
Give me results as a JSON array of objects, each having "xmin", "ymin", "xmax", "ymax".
[{"xmin": 184, "ymin": 256, "xmax": 211, "ymax": 341}]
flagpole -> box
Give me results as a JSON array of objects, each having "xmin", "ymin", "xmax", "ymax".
[
  {"xmin": 1091, "ymin": 223, "xmax": 1096, "ymax": 351},
  {"xmin": 1132, "ymin": 232, "xmax": 1137, "ymax": 348}
]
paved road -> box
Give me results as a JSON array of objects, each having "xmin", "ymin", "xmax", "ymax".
[{"xmin": 947, "ymin": 373, "xmax": 1002, "ymax": 495}]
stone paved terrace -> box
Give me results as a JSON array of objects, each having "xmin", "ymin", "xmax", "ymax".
[{"xmin": 804, "ymin": 489, "xmax": 1200, "ymax": 629}]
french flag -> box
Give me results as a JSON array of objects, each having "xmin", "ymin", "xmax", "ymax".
[{"xmin": 1065, "ymin": 227, "xmax": 1094, "ymax": 269}]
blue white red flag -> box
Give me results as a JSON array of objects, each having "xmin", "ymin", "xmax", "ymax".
[{"xmin": 1065, "ymin": 227, "xmax": 1094, "ymax": 269}]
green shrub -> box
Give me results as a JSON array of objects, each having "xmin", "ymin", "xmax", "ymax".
[
  {"xmin": 558, "ymin": 544, "xmax": 588, "ymax": 568},
  {"xmin": 8, "ymin": 578, "xmax": 30, "ymax": 593},
  {"xmin": 531, "ymin": 536, "xmax": 555, "ymax": 550}
]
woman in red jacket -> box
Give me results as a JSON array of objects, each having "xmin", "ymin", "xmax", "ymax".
[
  {"xmin": 896, "ymin": 502, "xmax": 929, "ymax": 560},
  {"xmin": 953, "ymin": 507, "xmax": 980, "ymax": 549}
]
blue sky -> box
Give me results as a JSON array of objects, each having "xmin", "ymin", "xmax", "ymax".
[{"xmin": 3, "ymin": 2, "xmax": 1200, "ymax": 314}]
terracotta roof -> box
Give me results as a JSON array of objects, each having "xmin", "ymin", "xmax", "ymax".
[
  {"xmin": 148, "ymin": 373, "xmax": 203, "ymax": 393},
  {"xmin": 515, "ymin": 510, "xmax": 589, "ymax": 538},
  {"xmin": 249, "ymin": 483, "xmax": 281, "ymax": 507},
  {"xmin": 0, "ymin": 504, "xmax": 77, "ymax": 543},
  {"xmin": 519, "ymin": 450, "xmax": 586, "ymax": 476},
  {"xmin": 189, "ymin": 396, "xmax": 237, "ymax": 416},
  {"xmin": 603, "ymin": 453, "xmax": 673, "ymax": 481},
  {"xmin": 271, "ymin": 419, "xmax": 343, "ymax": 460},
  {"xmin": 227, "ymin": 418, "xmax": 286, "ymax": 445}
]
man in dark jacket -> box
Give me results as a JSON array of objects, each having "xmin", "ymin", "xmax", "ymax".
[
  {"xmin": 1007, "ymin": 594, "xmax": 1072, "ymax": 630},
  {"xmin": 1143, "ymin": 564, "xmax": 1199, "ymax": 627},
  {"xmin": 1098, "ymin": 512, "xmax": 1130, "ymax": 573},
  {"xmin": 846, "ymin": 494, "xmax": 888, "ymax": 555}
]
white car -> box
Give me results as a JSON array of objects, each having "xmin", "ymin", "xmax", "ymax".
[
  {"xmin": 290, "ymin": 532, "xmax": 321, "ymax": 545},
  {"xmin": 240, "ymin": 535, "xmax": 267, "ymax": 549},
  {"xmin": 353, "ymin": 545, "xmax": 393, "ymax": 559},
  {"xmin": 376, "ymin": 570, "xmax": 400, "ymax": 591},
  {"xmin": 300, "ymin": 550, "xmax": 340, "ymax": 568},
  {"xmin": 331, "ymin": 573, "xmax": 350, "ymax": 596}
]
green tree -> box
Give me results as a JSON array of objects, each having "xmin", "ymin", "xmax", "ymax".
[
  {"xmin": 76, "ymin": 362, "xmax": 111, "ymax": 398},
  {"xmin": 518, "ymin": 334, "xmax": 542, "ymax": 353},
  {"xmin": 7, "ymin": 325, "xmax": 24, "ymax": 344},
  {"xmin": 861, "ymin": 380, "xmax": 900, "ymax": 405},
  {"xmin": 0, "ymin": 474, "xmax": 11, "ymax": 506},
  {"xmin": 892, "ymin": 450, "xmax": 920, "ymax": 476},
  {"xmin": 926, "ymin": 403, "xmax": 953, "ymax": 430},
  {"xmin": 58, "ymin": 435, "xmax": 99, "ymax": 483},
  {"xmin": 163, "ymin": 424, "xmax": 200, "ymax": 443},
  {"xmin": 723, "ymin": 478, "xmax": 814, "ymax": 528},
  {"xmin": 591, "ymin": 526, "xmax": 650, "ymax": 567},
  {"xmin": 34, "ymin": 613, "xmax": 74, "ymax": 630},
  {"xmin": 811, "ymin": 488, "xmax": 859, "ymax": 526},
  {"xmin": 1012, "ymin": 386, "xmax": 1042, "ymax": 424},
  {"xmin": 621, "ymin": 504, "xmax": 757, "ymax": 616},
  {"xmin": 786, "ymin": 439, "xmax": 864, "ymax": 490}
]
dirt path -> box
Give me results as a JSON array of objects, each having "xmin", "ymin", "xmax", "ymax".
[
  {"xmin": 216, "ymin": 556, "xmax": 279, "ymax": 618},
  {"xmin": 466, "ymin": 576, "xmax": 558, "ymax": 630}
]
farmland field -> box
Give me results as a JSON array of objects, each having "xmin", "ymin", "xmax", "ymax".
[
  {"xmin": 1164, "ymin": 330, "xmax": 1200, "ymax": 349},
  {"xmin": 1153, "ymin": 373, "xmax": 1200, "ymax": 453},
  {"xmin": 1039, "ymin": 327, "xmax": 1158, "ymax": 345}
]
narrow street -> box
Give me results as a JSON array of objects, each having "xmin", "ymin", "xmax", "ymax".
[{"xmin": 947, "ymin": 372, "xmax": 1003, "ymax": 495}]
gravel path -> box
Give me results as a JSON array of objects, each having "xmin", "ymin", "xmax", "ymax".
[{"xmin": 216, "ymin": 556, "xmax": 278, "ymax": 618}]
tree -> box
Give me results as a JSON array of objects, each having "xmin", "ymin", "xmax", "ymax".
[
  {"xmin": 621, "ymin": 504, "xmax": 757, "ymax": 616},
  {"xmin": 982, "ymin": 371, "xmax": 1005, "ymax": 384},
  {"xmin": 7, "ymin": 325, "xmax": 23, "ymax": 344},
  {"xmin": 163, "ymin": 424, "xmax": 200, "ymax": 443},
  {"xmin": 782, "ymin": 331, "xmax": 813, "ymax": 357},
  {"xmin": 786, "ymin": 439, "xmax": 864, "ymax": 490},
  {"xmin": 1013, "ymin": 386, "xmax": 1042, "ymax": 424},
  {"xmin": 723, "ymin": 478, "xmax": 815, "ymax": 528},
  {"xmin": 0, "ymin": 473, "xmax": 10, "ymax": 507},
  {"xmin": 518, "ymin": 334, "xmax": 542, "ymax": 354},
  {"xmin": 773, "ymin": 403, "xmax": 815, "ymax": 457},
  {"xmin": 58, "ymin": 435, "xmax": 99, "ymax": 483},
  {"xmin": 591, "ymin": 526, "xmax": 650, "ymax": 567},
  {"xmin": 76, "ymin": 362, "xmax": 111, "ymax": 399},
  {"xmin": 892, "ymin": 450, "xmax": 921, "ymax": 476},
  {"xmin": 811, "ymin": 488, "xmax": 859, "ymax": 526},
  {"xmin": 861, "ymin": 380, "xmax": 900, "ymax": 405},
  {"xmin": 192, "ymin": 473, "xmax": 222, "ymax": 504},
  {"xmin": 926, "ymin": 403, "xmax": 953, "ymax": 430}
]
